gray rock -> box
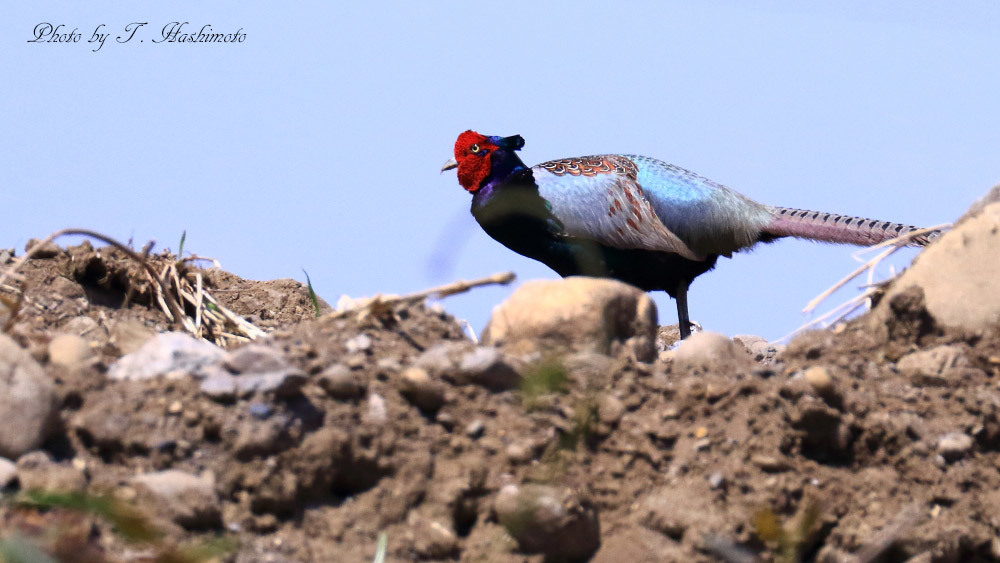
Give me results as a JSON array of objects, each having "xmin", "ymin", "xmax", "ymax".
[
  {"xmin": 735, "ymin": 334, "xmax": 783, "ymax": 364},
  {"xmin": 0, "ymin": 249, "xmax": 12, "ymax": 264},
  {"xmin": 505, "ymin": 442, "xmax": 532, "ymax": 464},
  {"xmin": 201, "ymin": 344, "xmax": 306, "ymax": 399},
  {"xmin": 24, "ymin": 239, "xmax": 61, "ymax": 259},
  {"xmin": 494, "ymin": 483, "xmax": 600, "ymax": 560},
  {"xmin": 224, "ymin": 344, "xmax": 291, "ymax": 374},
  {"xmin": 410, "ymin": 516, "xmax": 459, "ymax": 559},
  {"xmin": 400, "ymin": 367, "xmax": 445, "ymax": 414},
  {"xmin": 483, "ymin": 277, "xmax": 658, "ymax": 361},
  {"xmin": 673, "ymin": 331, "xmax": 749, "ymax": 373},
  {"xmin": 937, "ymin": 432, "xmax": 974, "ymax": 462},
  {"xmin": 802, "ymin": 366, "xmax": 841, "ymax": 405},
  {"xmin": 898, "ymin": 346, "xmax": 970, "ymax": 380},
  {"xmin": 199, "ymin": 366, "xmax": 306, "ymax": 400},
  {"xmin": 48, "ymin": 333, "xmax": 92, "ymax": 369},
  {"xmin": 375, "ymin": 357, "xmax": 402, "ymax": 375},
  {"xmin": 0, "ymin": 335, "xmax": 59, "ymax": 459},
  {"xmin": 108, "ymin": 332, "xmax": 226, "ymax": 381},
  {"xmin": 0, "ymin": 457, "xmax": 16, "ymax": 488},
  {"xmin": 732, "ymin": 334, "xmax": 766, "ymax": 350},
  {"xmin": 598, "ymin": 395, "xmax": 625, "ymax": 425},
  {"xmin": 464, "ymin": 420, "xmax": 485, "ymax": 439},
  {"xmin": 131, "ymin": 470, "xmax": 221, "ymax": 529},
  {"xmin": 199, "ymin": 370, "xmax": 239, "ymax": 401},
  {"xmin": 413, "ymin": 342, "xmax": 521, "ymax": 391},
  {"xmin": 248, "ymin": 402, "xmax": 272, "ymax": 420},
  {"xmin": 752, "ymin": 455, "xmax": 792, "ymax": 473},
  {"xmin": 16, "ymin": 451, "xmax": 87, "ymax": 492},
  {"xmin": 317, "ymin": 363, "xmax": 365, "ymax": 400},
  {"xmin": 345, "ymin": 334, "xmax": 373, "ymax": 354},
  {"xmin": 365, "ymin": 392, "xmax": 388, "ymax": 424},
  {"xmin": 456, "ymin": 347, "xmax": 521, "ymax": 391},
  {"xmin": 413, "ymin": 341, "xmax": 475, "ymax": 376},
  {"xmin": 707, "ymin": 472, "xmax": 726, "ymax": 490}
]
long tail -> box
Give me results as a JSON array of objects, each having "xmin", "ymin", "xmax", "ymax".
[{"xmin": 762, "ymin": 206, "xmax": 939, "ymax": 246}]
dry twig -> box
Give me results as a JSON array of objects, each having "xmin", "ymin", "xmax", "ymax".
[
  {"xmin": 779, "ymin": 224, "xmax": 950, "ymax": 342},
  {"xmin": 327, "ymin": 271, "xmax": 516, "ymax": 322}
]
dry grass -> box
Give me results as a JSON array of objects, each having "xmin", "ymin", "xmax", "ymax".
[
  {"xmin": 0, "ymin": 228, "xmax": 264, "ymax": 346},
  {"xmin": 779, "ymin": 223, "xmax": 950, "ymax": 342}
]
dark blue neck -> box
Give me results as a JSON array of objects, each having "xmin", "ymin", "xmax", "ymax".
[{"xmin": 477, "ymin": 149, "xmax": 528, "ymax": 199}]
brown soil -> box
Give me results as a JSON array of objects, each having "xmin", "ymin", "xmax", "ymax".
[{"xmin": 2, "ymin": 242, "xmax": 1000, "ymax": 563}]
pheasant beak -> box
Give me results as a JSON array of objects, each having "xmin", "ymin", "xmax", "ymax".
[{"xmin": 440, "ymin": 158, "xmax": 458, "ymax": 173}]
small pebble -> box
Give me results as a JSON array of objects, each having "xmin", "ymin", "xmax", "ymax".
[
  {"xmin": 318, "ymin": 364, "xmax": 364, "ymax": 400},
  {"xmin": 400, "ymin": 367, "xmax": 445, "ymax": 414},
  {"xmin": 465, "ymin": 420, "xmax": 485, "ymax": 439},
  {"xmin": 345, "ymin": 334, "xmax": 372, "ymax": 354},
  {"xmin": 48, "ymin": 334, "xmax": 92, "ymax": 369},
  {"xmin": 376, "ymin": 357, "xmax": 401, "ymax": 373},
  {"xmin": 937, "ymin": 432, "xmax": 973, "ymax": 462},
  {"xmin": 597, "ymin": 395, "xmax": 625, "ymax": 425},
  {"xmin": 345, "ymin": 354, "xmax": 367, "ymax": 369},
  {"xmin": 505, "ymin": 442, "xmax": 531, "ymax": 464},
  {"xmin": 249, "ymin": 402, "xmax": 273, "ymax": 420},
  {"xmin": 365, "ymin": 393, "xmax": 388, "ymax": 423},
  {"xmin": 752, "ymin": 454, "xmax": 791, "ymax": 472},
  {"xmin": 436, "ymin": 412, "xmax": 456, "ymax": 431},
  {"xmin": 494, "ymin": 483, "xmax": 600, "ymax": 559},
  {"xmin": 802, "ymin": 366, "xmax": 843, "ymax": 406},
  {"xmin": 803, "ymin": 366, "xmax": 835, "ymax": 395},
  {"xmin": 662, "ymin": 406, "xmax": 680, "ymax": 420},
  {"xmin": 707, "ymin": 472, "xmax": 726, "ymax": 489}
]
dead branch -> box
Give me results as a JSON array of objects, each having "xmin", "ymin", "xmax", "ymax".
[
  {"xmin": 326, "ymin": 271, "xmax": 516, "ymax": 321},
  {"xmin": 781, "ymin": 224, "xmax": 951, "ymax": 342}
]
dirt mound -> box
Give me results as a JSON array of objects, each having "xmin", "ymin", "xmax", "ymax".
[{"xmin": 0, "ymin": 226, "xmax": 999, "ymax": 563}]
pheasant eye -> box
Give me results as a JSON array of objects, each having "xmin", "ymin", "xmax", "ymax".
[{"xmin": 470, "ymin": 144, "xmax": 480, "ymax": 154}]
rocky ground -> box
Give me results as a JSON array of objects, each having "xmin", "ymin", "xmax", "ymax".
[{"xmin": 1, "ymin": 191, "xmax": 999, "ymax": 563}]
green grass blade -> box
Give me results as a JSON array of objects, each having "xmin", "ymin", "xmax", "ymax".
[
  {"xmin": 178, "ymin": 230, "xmax": 187, "ymax": 258},
  {"xmin": 302, "ymin": 269, "xmax": 321, "ymax": 318}
]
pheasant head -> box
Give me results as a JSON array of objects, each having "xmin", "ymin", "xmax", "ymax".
[{"xmin": 442, "ymin": 130, "xmax": 526, "ymax": 193}]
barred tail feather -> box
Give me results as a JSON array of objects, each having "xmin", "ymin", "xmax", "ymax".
[{"xmin": 763, "ymin": 207, "xmax": 938, "ymax": 247}]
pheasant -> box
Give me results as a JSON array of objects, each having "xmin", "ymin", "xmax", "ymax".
[{"xmin": 442, "ymin": 130, "xmax": 936, "ymax": 339}]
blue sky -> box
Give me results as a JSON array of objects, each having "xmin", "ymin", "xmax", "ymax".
[{"xmin": 3, "ymin": 2, "xmax": 998, "ymax": 341}]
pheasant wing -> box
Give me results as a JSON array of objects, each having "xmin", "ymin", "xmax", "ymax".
[{"xmin": 533, "ymin": 156, "xmax": 706, "ymax": 261}]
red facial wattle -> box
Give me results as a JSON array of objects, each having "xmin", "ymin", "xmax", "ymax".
[{"xmin": 453, "ymin": 130, "xmax": 499, "ymax": 193}]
